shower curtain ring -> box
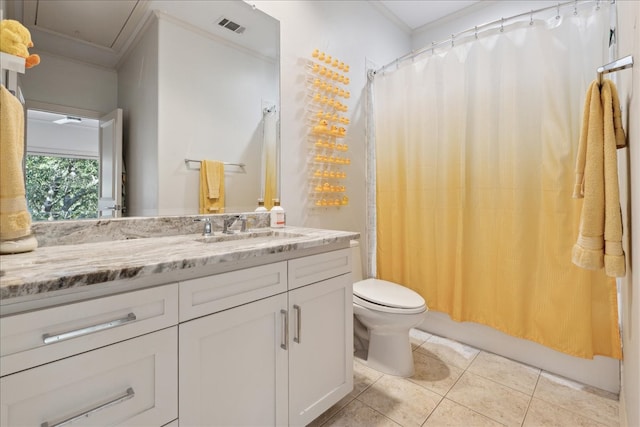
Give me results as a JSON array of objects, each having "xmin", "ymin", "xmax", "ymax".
[
  {"xmin": 556, "ymin": 3, "xmax": 561, "ymax": 19},
  {"xmin": 574, "ymin": 0, "xmax": 578, "ymax": 15},
  {"xmin": 596, "ymin": 0, "xmax": 600, "ymax": 10},
  {"xmin": 451, "ymin": 34, "xmax": 455, "ymax": 47},
  {"xmin": 530, "ymin": 10, "xmax": 534, "ymax": 25},
  {"xmin": 500, "ymin": 18, "xmax": 504, "ymax": 32},
  {"xmin": 474, "ymin": 26, "xmax": 478, "ymax": 39}
]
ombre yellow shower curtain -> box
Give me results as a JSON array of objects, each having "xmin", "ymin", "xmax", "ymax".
[
  {"xmin": 374, "ymin": 7, "xmax": 621, "ymax": 359},
  {"xmin": 262, "ymin": 108, "xmax": 278, "ymax": 210}
]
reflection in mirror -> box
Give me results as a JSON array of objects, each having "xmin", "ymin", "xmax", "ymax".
[
  {"xmin": 25, "ymin": 109, "xmax": 100, "ymax": 221},
  {"xmin": 261, "ymin": 105, "xmax": 279, "ymax": 211},
  {"xmin": 12, "ymin": 0, "xmax": 280, "ymax": 218}
]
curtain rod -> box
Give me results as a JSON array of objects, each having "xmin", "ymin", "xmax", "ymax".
[{"xmin": 373, "ymin": 0, "xmax": 606, "ymax": 76}]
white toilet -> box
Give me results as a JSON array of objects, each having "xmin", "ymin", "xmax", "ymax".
[{"xmin": 351, "ymin": 240, "xmax": 428, "ymax": 377}]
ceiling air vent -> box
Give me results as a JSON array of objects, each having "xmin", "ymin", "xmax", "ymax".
[
  {"xmin": 53, "ymin": 116, "xmax": 83, "ymax": 125},
  {"xmin": 217, "ymin": 17, "xmax": 246, "ymax": 34}
]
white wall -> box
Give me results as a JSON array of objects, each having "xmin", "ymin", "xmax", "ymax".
[
  {"xmin": 250, "ymin": 0, "xmax": 411, "ymax": 258},
  {"xmin": 118, "ymin": 17, "xmax": 160, "ymax": 217},
  {"xmin": 26, "ymin": 120, "xmax": 98, "ymax": 159},
  {"xmin": 617, "ymin": 1, "xmax": 639, "ymax": 425},
  {"xmin": 20, "ymin": 51, "xmax": 117, "ymax": 114}
]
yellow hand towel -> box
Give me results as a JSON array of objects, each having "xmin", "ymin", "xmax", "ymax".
[
  {"xmin": 0, "ymin": 85, "xmax": 36, "ymax": 252},
  {"xmin": 199, "ymin": 160, "xmax": 225, "ymax": 214},
  {"xmin": 572, "ymin": 81, "xmax": 605, "ymax": 270},
  {"xmin": 572, "ymin": 80, "xmax": 626, "ymax": 277},
  {"xmin": 601, "ymin": 80, "xmax": 626, "ymax": 277}
]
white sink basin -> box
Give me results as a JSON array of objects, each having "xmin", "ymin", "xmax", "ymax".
[{"xmin": 194, "ymin": 229, "xmax": 303, "ymax": 244}]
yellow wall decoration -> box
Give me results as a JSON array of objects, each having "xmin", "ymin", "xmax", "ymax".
[{"xmin": 307, "ymin": 50, "xmax": 351, "ymax": 208}]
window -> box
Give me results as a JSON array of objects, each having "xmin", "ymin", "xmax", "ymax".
[
  {"xmin": 25, "ymin": 108, "xmax": 101, "ymax": 221},
  {"xmin": 26, "ymin": 155, "xmax": 99, "ymax": 221}
]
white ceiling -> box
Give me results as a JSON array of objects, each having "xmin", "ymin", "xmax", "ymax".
[
  {"xmin": 13, "ymin": 0, "xmax": 278, "ymax": 68},
  {"xmin": 11, "ymin": 0, "xmax": 479, "ymax": 68},
  {"xmin": 378, "ymin": 0, "xmax": 480, "ymax": 31}
]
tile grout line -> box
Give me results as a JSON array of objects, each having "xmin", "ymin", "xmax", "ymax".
[
  {"xmin": 438, "ymin": 350, "xmax": 514, "ymax": 427},
  {"xmin": 353, "ymin": 395, "xmax": 406, "ymax": 426},
  {"xmin": 316, "ymin": 359, "xmax": 386, "ymax": 427},
  {"xmin": 411, "ymin": 338, "xmax": 464, "ymax": 427},
  {"xmin": 529, "ymin": 372, "xmax": 620, "ymax": 427},
  {"xmin": 519, "ymin": 370, "xmax": 542, "ymax": 426}
]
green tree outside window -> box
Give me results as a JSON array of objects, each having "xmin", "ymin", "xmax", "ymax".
[{"xmin": 26, "ymin": 155, "xmax": 99, "ymax": 221}]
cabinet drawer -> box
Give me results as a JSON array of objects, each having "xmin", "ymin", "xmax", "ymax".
[
  {"xmin": 179, "ymin": 261, "xmax": 287, "ymax": 321},
  {"xmin": 288, "ymin": 248, "xmax": 351, "ymax": 290},
  {"xmin": 0, "ymin": 283, "xmax": 179, "ymax": 376},
  {"xmin": 0, "ymin": 327, "xmax": 178, "ymax": 427}
]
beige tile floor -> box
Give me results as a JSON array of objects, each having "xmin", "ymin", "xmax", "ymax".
[{"xmin": 309, "ymin": 330, "xmax": 619, "ymax": 427}]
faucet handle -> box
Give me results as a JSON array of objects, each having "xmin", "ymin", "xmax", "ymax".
[
  {"xmin": 223, "ymin": 215, "xmax": 249, "ymax": 234},
  {"xmin": 222, "ymin": 216, "xmax": 236, "ymax": 234},
  {"xmin": 239, "ymin": 215, "xmax": 248, "ymax": 232},
  {"xmin": 194, "ymin": 217, "xmax": 213, "ymax": 236}
]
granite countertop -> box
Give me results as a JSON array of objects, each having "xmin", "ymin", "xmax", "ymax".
[{"xmin": 0, "ymin": 225, "xmax": 359, "ymax": 303}]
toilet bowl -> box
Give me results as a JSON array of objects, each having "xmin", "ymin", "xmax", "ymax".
[{"xmin": 351, "ymin": 241, "xmax": 428, "ymax": 377}]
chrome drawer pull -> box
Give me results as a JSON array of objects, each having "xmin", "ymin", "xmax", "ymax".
[
  {"xmin": 293, "ymin": 304, "xmax": 301, "ymax": 344},
  {"xmin": 42, "ymin": 313, "xmax": 137, "ymax": 344},
  {"xmin": 41, "ymin": 387, "xmax": 135, "ymax": 427},
  {"xmin": 280, "ymin": 309, "xmax": 288, "ymax": 350}
]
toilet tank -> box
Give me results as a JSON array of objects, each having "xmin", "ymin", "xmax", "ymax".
[{"xmin": 350, "ymin": 240, "xmax": 364, "ymax": 282}]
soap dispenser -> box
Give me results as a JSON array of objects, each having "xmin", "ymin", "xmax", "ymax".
[
  {"xmin": 255, "ymin": 198, "xmax": 268, "ymax": 212},
  {"xmin": 270, "ymin": 199, "xmax": 285, "ymax": 228}
]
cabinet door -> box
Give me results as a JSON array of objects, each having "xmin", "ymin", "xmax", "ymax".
[
  {"xmin": 288, "ymin": 273, "xmax": 353, "ymax": 426},
  {"xmin": 179, "ymin": 293, "xmax": 288, "ymax": 427},
  {"xmin": 0, "ymin": 327, "xmax": 177, "ymax": 427}
]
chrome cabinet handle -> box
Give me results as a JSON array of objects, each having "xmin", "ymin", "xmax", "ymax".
[
  {"xmin": 293, "ymin": 305, "xmax": 301, "ymax": 344},
  {"xmin": 41, "ymin": 387, "xmax": 135, "ymax": 427},
  {"xmin": 42, "ymin": 313, "xmax": 136, "ymax": 344},
  {"xmin": 280, "ymin": 309, "xmax": 288, "ymax": 350}
]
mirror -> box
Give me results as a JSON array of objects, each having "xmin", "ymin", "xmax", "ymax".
[{"xmin": 10, "ymin": 0, "xmax": 280, "ymax": 218}]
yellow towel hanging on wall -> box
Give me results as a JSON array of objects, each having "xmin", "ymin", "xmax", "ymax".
[
  {"xmin": 199, "ymin": 160, "xmax": 225, "ymax": 214},
  {"xmin": 572, "ymin": 79, "xmax": 626, "ymax": 277},
  {"xmin": 0, "ymin": 85, "xmax": 38, "ymax": 253}
]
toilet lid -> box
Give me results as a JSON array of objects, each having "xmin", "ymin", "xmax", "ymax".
[{"xmin": 353, "ymin": 279, "xmax": 426, "ymax": 310}]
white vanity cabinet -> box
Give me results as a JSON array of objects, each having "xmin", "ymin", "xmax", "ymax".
[
  {"xmin": 0, "ymin": 244, "xmax": 353, "ymax": 427},
  {"xmin": 178, "ymin": 248, "xmax": 353, "ymax": 427},
  {"xmin": 0, "ymin": 285, "xmax": 179, "ymax": 427}
]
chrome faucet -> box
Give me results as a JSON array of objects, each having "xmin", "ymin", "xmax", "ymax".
[
  {"xmin": 194, "ymin": 217, "xmax": 213, "ymax": 236},
  {"xmin": 223, "ymin": 215, "xmax": 247, "ymax": 234}
]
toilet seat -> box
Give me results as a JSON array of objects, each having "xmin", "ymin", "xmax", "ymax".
[{"xmin": 354, "ymin": 279, "xmax": 427, "ymax": 314}]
